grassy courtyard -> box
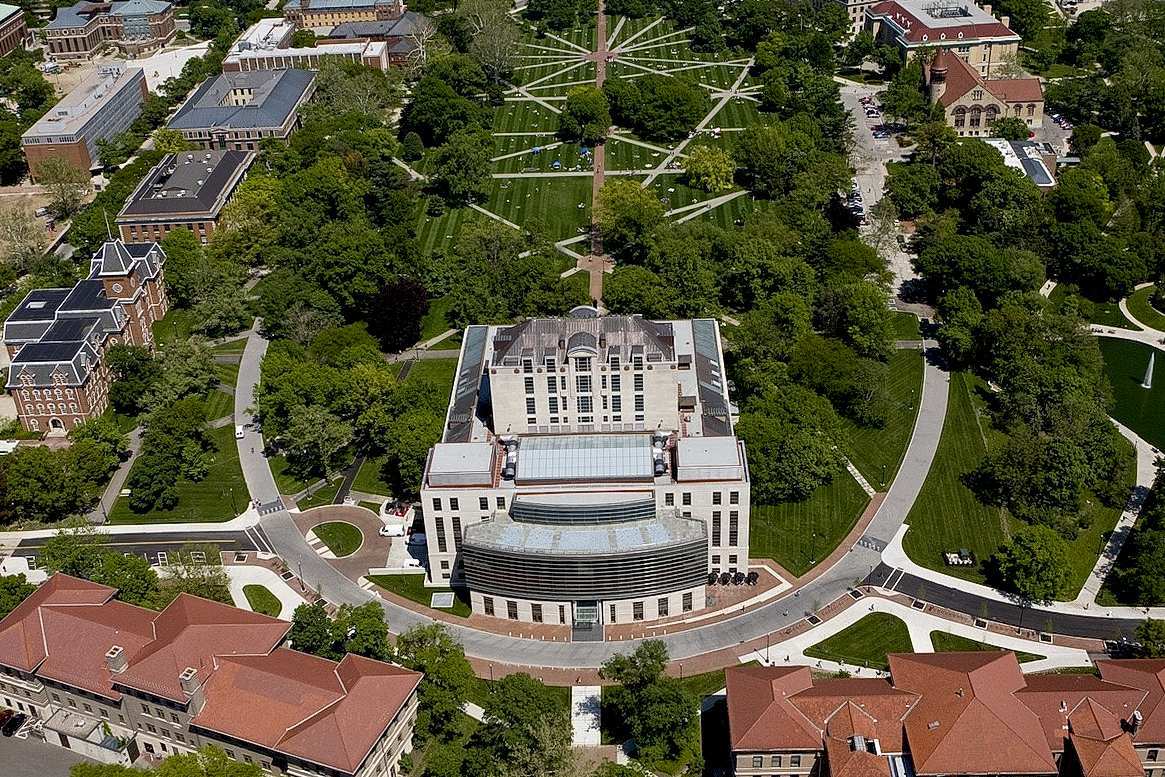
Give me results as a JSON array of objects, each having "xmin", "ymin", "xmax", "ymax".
[
  {"xmin": 243, "ymin": 584, "xmax": 282, "ymax": 618},
  {"xmin": 1098, "ymin": 337, "xmax": 1165, "ymax": 450},
  {"xmin": 841, "ymin": 349, "xmax": 925, "ymax": 487},
  {"xmin": 313, "ymin": 521, "xmax": 363, "ymax": 557},
  {"xmin": 353, "ymin": 454, "xmax": 393, "ymax": 497},
  {"xmin": 107, "ymin": 424, "xmax": 247, "ymax": 524},
  {"xmin": 804, "ymin": 613, "xmax": 913, "ymax": 670},
  {"xmin": 929, "ymin": 631, "xmax": 1043, "ymax": 663},
  {"xmin": 1126, "ymin": 285, "xmax": 1165, "ymax": 330},
  {"xmin": 367, "ymin": 574, "xmax": 471, "ymax": 618},
  {"xmin": 904, "ymin": 372, "xmax": 1133, "ymax": 596},
  {"xmin": 749, "ymin": 475, "xmax": 870, "ymax": 576}
]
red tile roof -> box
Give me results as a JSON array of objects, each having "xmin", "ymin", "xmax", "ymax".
[
  {"xmin": 890, "ymin": 652, "xmax": 1057, "ymax": 775},
  {"xmin": 0, "ymin": 575, "xmax": 155, "ymax": 700},
  {"xmin": 1017, "ymin": 674, "xmax": 1145, "ymax": 752},
  {"xmin": 114, "ymin": 593, "xmax": 290, "ymax": 702},
  {"xmin": 193, "ymin": 649, "xmax": 421, "ymax": 775},
  {"xmin": 930, "ymin": 49, "xmax": 1043, "ymax": 108},
  {"xmin": 0, "ymin": 575, "xmax": 422, "ymax": 777},
  {"xmin": 1098, "ymin": 660, "xmax": 1165, "ymax": 745},
  {"xmin": 867, "ymin": 0, "xmax": 1018, "ymax": 43},
  {"xmin": 1069, "ymin": 699, "xmax": 1145, "ymax": 777},
  {"xmin": 726, "ymin": 665, "xmax": 821, "ymax": 751}
]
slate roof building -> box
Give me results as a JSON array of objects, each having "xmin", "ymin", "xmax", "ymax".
[
  {"xmin": 865, "ymin": 0, "xmax": 1022, "ymax": 77},
  {"xmin": 3, "ymin": 239, "xmax": 167, "ymax": 433},
  {"xmin": 116, "ymin": 149, "xmax": 255, "ymax": 244},
  {"xmin": 0, "ymin": 4, "xmax": 28, "ymax": 59},
  {"xmin": 925, "ymin": 48, "xmax": 1044, "ymax": 136},
  {"xmin": 42, "ymin": 0, "xmax": 175, "ymax": 59},
  {"xmin": 167, "ymin": 69, "xmax": 316, "ymax": 151},
  {"xmin": 420, "ymin": 309, "xmax": 749, "ymax": 634},
  {"xmin": 324, "ymin": 10, "xmax": 425, "ymax": 65},
  {"xmin": 725, "ymin": 652, "xmax": 1165, "ymax": 777},
  {"xmin": 282, "ymin": 0, "xmax": 406, "ymax": 31},
  {"xmin": 0, "ymin": 574, "xmax": 421, "ymax": 777}
]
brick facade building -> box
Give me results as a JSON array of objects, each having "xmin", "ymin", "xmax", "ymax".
[
  {"xmin": 167, "ymin": 69, "xmax": 316, "ymax": 151},
  {"xmin": 0, "ymin": 4, "xmax": 28, "ymax": 58},
  {"xmin": 3, "ymin": 240, "xmax": 167, "ymax": 433},
  {"xmin": 42, "ymin": 0, "xmax": 175, "ymax": 60},
  {"xmin": 925, "ymin": 48, "xmax": 1044, "ymax": 136},
  {"xmin": 865, "ymin": 0, "xmax": 1022, "ymax": 78},
  {"xmin": 0, "ymin": 574, "xmax": 421, "ymax": 777},
  {"xmin": 282, "ymin": 0, "xmax": 404, "ymax": 30}
]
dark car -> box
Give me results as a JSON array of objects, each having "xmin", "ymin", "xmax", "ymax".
[
  {"xmin": 0, "ymin": 710, "xmax": 13, "ymax": 729},
  {"xmin": 1, "ymin": 711, "xmax": 26, "ymax": 736}
]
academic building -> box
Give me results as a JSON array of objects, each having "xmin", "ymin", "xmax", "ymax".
[
  {"xmin": 865, "ymin": 0, "xmax": 1022, "ymax": 77},
  {"xmin": 3, "ymin": 239, "xmax": 167, "ymax": 433},
  {"xmin": 282, "ymin": 0, "xmax": 405, "ymax": 30},
  {"xmin": 420, "ymin": 310, "xmax": 750, "ymax": 635},
  {"xmin": 167, "ymin": 69, "xmax": 316, "ymax": 151},
  {"xmin": 727, "ymin": 652, "xmax": 1165, "ymax": 777},
  {"xmin": 0, "ymin": 574, "xmax": 421, "ymax": 777},
  {"xmin": 222, "ymin": 18, "xmax": 392, "ymax": 73},
  {"xmin": 21, "ymin": 64, "xmax": 147, "ymax": 179},
  {"xmin": 925, "ymin": 48, "xmax": 1044, "ymax": 136},
  {"xmin": 116, "ymin": 149, "xmax": 256, "ymax": 244},
  {"xmin": 42, "ymin": 0, "xmax": 175, "ymax": 60},
  {"xmin": 0, "ymin": 4, "xmax": 29, "ymax": 58}
]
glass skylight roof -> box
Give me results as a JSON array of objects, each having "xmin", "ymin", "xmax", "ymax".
[{"xmin": 516, "ymin": 433, "xmax": 653, "ymax": 483}]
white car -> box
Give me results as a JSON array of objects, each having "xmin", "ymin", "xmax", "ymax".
[
  {"xmin": 234, "ymin": 425, "xmax": 245, "ymax": 440},
  {"xmin": 401, "ymin": 558, "xmax": 422, "ymax": 568},
  {"xmin": 378, "ymin": 523, "xmax": 406, "ymax": 537}
]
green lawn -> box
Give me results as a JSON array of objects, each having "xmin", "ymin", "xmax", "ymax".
[
  {"xmin": 904, "ymin": 371, "xmax": 1134, "ymax": 596},
  {"xmin": 152, "ymin": 309, "xmax": 197, "ymax": 344},
  {"xmin": 352, "ymin": 454, "xmax": 393, "ymax": 497},
  {"xmin": 312, "ymin": 521, "xmax": 363, "ymax": 557},
  {"xmin": 203, "ymin": 389, "xmax": 233, "ymax": 423},
  {"xmin": 1098, "ymin": 337, "xmax": 1165, "ymax": 450},
  {"xmin": 804, "ymin": 613, "xmax": 913, "ymax": 671},
  {"xmin": 929, "ymin": 631, "xmax": 1044, "ymax": 663},
  {"xmin": 1126, "ymin": 286, "xmax": 1165, "ymax": 331},
  {"xmin": 243, "ymin": 584, "xmax": 282, "ymax": 618},
  {"xmin": 1048, "ymin": 284, "xmax": 1135, "ymax": 329},
  {"xmin": 403, "ymin": 357, "xmax": 457, "ymax": 394},
  {"xmin": 841, "ymin": 349, "xmax": 924, "ymax": 487},
  {"xmin": 211, "ymin": 338, "xmax": 248, "ymax": 356},
  {"xmin": 269, "ymin": 454, "xmax": 314, "ymax": 496},
  {"xmin": 215, "ymin": 361, "xmax": 240, "ymax": 388},
  {"xmin": 419, "ymin": 294, "xmax": 456, "ymax": 343},
  {"xmin": 890, "ymin": 311, "xmax": 921, "ymax": 340},
  {"xmin": 298, "ymin": 479, "xmax": 341, "ymax": 510},
  {"xmin": 749, "ymin": 475, "xmax": 870, "ymax": 576},
  {"xmin": 904, "ymin": 373, "xmax": 1011, "ymax": 583},
  {"xmin": 107, "ymin": 425, "xmax": 247, "ymax": 524},
  {"xmin": 366, "ymin": 574, "xmax": 471, "ymax": 617},
  {"xmin": 467, "ymin": 675, "xmax": 570, "ymax": 715}
]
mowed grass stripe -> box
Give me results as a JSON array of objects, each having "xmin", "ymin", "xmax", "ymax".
[
  {"xmin": 749, "ymin": 475, "xmax": 870, "ymax": 577},
  {"xmin": 841, "ymin": 349, "xmax": 925, "ymax": 488}
]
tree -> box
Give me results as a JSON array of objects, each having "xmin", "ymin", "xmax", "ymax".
[
  {"xmin": 432, "ymin": 128, "xmax": 491, "ymax": 204},
  {"xmin": 94, "ymin": 552, "xmax": 162, "ymax": 609},
  {"xmin": 290, "ymin": 27, "xmax": 316, "ymax": 47},
  {"xmin": 289, "ymin": 602, "xmax": 338, "ymax": 659},
  {"xmin": 599, "ymin": 641, "xmax": 696, "ymax": 764},
  {"xmin": 461, "ymin": 0, "xmax": 520, "ymax": 81},
  {"xmin": 337, "ymin": 600, "xmax": 392, "ymax": 660},
  {"xmin": 600, "ymin": 640, "xmax": 668, "ymax": 693},
  {"xmin": 0, "ymin": 573, "xmax": 34, "ymax": 619},
  {"xmin": 734, "ymin": 121, "xmax": 846, "ymax": 200},
  {"xmin": 0, "ymin": 203, "xmax": 46, "ymax": 274},
  {"xmin": 160, "ymin": 546, "xmax": 232, "ymax": 606},
  {"xmin": 154, "ymin": 746, "xmax": 263, "ymax": 777},
  {"xmin": 558, "ymin": 86, "xmax": 610, "ymax": 145},
  {"xmin": 107, "ymin": 345, "xmax": 160, "ymax": 415},
  {"xmin": 395, "ymin": 623, "xmax": 476, "ymax": 742},
  {"xmin": 879, "ymin": 61, "xmax": 929, "ymax": 126},
  {"xmin": 402, "ymin": 131, "xmax": 424, "ymax": 161},
  {"xmin": 1137, "ymin": 619, "xmax": 1165, "ymax": 658},
  {"xmin": 191, "ymin": 284, "xmax": 251, "ymax": 338},
  {"xmin": 684, "ymin": 144, "xmax": 735, "ymax": 192},
  {"xmin": 153, "ymin": 128, "xmax": 190, "ymax": 154},
  {"xmin": 5, "ymin": 446, "xmax": 106, "ymax": 523},
  {"xmin": 992, "ymin": 525, "xmax": 1071, "ymax": 603},
  {"xmin": 159, "ymin": 229, "xmax": 207, "ymax": 308},
  {"xmin": 991, "ymin": 116, "xmax": 1031, "ymax": 141},
  {"xmin": 37, "ymin": 524, "xmax": 109, "ymax": 580},
  {"xmin": 37, "ymin": 157, "xmax": 91, "ymax": 218},
  {"xmin": 408, "ymin": 15, "xmax": 451, "ymax": 75},
  {"xmin": 603, "ymin": 75, "xmax": 707, "ymax": 141},
  {"xmin": 474, "ymin": 673, "xmax": 573, "ymax": 776},
  {"xmin": 400, "ymin": 76, "xmax": 484, "ymax": 146},
  {"xmin": 595, "ymin": 179, "xmax": 665, "ymax": 262}
]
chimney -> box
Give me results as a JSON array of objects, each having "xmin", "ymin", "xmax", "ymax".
[
  {"xmin": 105, "ymin": 645, "xmax": 127, "ymax": 673},
  {"xmin": 178, "ymin": 666, "xmax": 206, "ymax": 714},
  {"xmin": 982, "ymin": 3, "xmax": 991, "ymax": 12},
  {"xmin": 1132, "ymin": 710, "xmax": 1143, "ymax": 734},
  {"xmin": 1000, "ymin": 14, "xmax": 1009, "ymax": 26}
]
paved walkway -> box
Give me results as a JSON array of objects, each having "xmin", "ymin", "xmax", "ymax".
[
  {"xmin": 87, "ymin": 426, "xmax": 142, "ymax": 524},
  {"xmin": 225, "ymin": 564, "xmax": 307, "ymax": 619},
  {"xmin": 571, "ymin": 686, "xmax": 602, "ymax": 746}
]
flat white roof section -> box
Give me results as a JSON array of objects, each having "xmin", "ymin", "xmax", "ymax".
[
  {"xmin": 516, "ymin": 434, "xmax": 654, "ymax": 483},
  {"xmin": 675, "ymin": 436, "xmax": 743, "ymax": 481},
  {"xmin": 427, "ymin": 442, "xmax": 495, "ymax": 487}
]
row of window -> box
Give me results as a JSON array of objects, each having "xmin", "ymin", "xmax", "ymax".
[
  {"xmin": 481, "ymin": 594, "xmax": 696, "ymax": 622},
  {"xmin": 665, "ymin": 491, "xmax": 740, "ymax": 507},
  {"xmin": 432, "ymin": 496, "xmax": 505, "ymax": 512},
  {"xmin": 709, "ymin": 512, "xmax": 741, "ymax": 547},
  {"xmin": 751, "ymin": 754, "xmax": 804, "ymax": 768},
  {"xmin": 522, "ymin": 354, "xmax": 648, "ymax": 373}
]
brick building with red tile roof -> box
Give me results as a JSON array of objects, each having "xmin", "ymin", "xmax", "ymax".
[
  {"xmin": 865, "ymin": 0, "xmax": 1022, "ymax": 78},
  {"xmin": 924, "ymin": 49, "xmax": 1044, "ymax": 137},
  {"xmin": 0, "ymin": 574, "xmax": 420, "ymax": 777},
  {"xmin": 727, "ymin": 652, "xmax": 1165, "ymax": 777}
]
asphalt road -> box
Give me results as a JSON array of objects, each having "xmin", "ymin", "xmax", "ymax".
[
  {"xmin": 0, "ymin": 732, "xmax": 94, "ymax": 776},
  {"xmin": 11, "ymin": 528, "xmax": 273, "ymax": 567}
]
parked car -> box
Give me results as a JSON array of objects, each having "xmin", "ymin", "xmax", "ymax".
[
  {"xmin": 234, "ymin": 424, "xmax": 245, "ymax": 440},
  {"xmin": 406, "ymin": 532, "xmax": 427, "ymax": 547},
  {"xmin": 401, "ymin": 557, "xmax": 422, "ymax": 568},
  {"xmin": 379, "ymin": 523, "xmax": 406, "ymax": 537},
  {"xmin": 2, "ymin": 712, "xmax": 26, "ymax": 736},
  {"xmin": 0, "ymin": 710, "xmax": 14, "ymax": 730}
]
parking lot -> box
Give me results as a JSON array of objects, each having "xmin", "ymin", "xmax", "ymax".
[{"xmin": 0, "ymin": 730, "xmax": 94, "ymax": 776}]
